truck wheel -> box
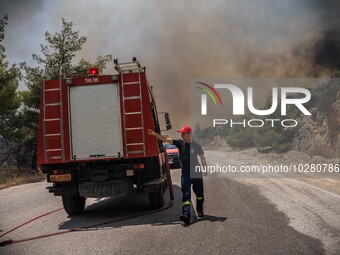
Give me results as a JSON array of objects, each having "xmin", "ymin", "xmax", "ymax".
[
  {"xmin": 62, "ymin": 194, "xmax": 86, "ymax": 215},
  {"xmin": 148, "ymin": 186, "xmax": 164, "ymax": 209}
]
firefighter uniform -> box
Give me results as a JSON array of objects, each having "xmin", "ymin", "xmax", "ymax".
[{"xmin": 173, "ymin": 139, "xmax": 205, "ymax": 219}]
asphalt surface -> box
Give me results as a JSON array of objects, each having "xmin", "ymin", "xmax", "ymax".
[{"xmin": 0, "ymin": 150, "xmax": 339, "ymax": 254}]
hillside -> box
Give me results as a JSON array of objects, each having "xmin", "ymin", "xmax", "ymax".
[{"xmin": 293, "ymin": 80, "xmax": 340, "ymax": 158}]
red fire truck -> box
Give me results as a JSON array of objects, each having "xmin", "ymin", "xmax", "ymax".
[{"xmin": 37, "ymin": 58, "xmax": 171, "ymax": 215}]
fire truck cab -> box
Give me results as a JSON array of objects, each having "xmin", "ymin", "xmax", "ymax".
[{"xmin": 37, "ymin": 58, "xmax": 171, "ymax": 215}]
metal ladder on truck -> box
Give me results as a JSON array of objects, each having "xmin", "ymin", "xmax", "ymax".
[
  {"xmin": 114, "ymin": 58, "xmax": 146, "ymax": 157},
  {"xmin": 42, "ymin": 67, "xmax": 65, "ymax": 163}
]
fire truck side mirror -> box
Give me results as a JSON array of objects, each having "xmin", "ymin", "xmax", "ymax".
[
  {"xmin": 165, "ymin": 113, "xmax": 172, "ymax": 130},
  {"xmin": 158, "ymin": 112, "xmax": 172, "ymax": 131}
]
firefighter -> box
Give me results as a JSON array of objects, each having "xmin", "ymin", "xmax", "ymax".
[{"xmin": 147, "ymin": 126, "xmax": 207, "ymax": 225}]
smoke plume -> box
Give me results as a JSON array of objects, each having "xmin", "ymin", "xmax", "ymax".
[{"xmin": 1, "ymin": 0, "xmax": 339, "ymax": 132}]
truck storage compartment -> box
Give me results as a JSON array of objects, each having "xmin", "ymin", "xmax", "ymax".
[{"xmin": 69, "ymin": 83, "xmax": 123, "ymax": 160}]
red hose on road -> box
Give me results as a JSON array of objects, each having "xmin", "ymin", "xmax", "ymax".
[
  {"xmin": 0, "ymin": 158, "xmax": 175, "ymax": 247},
  {"xmin": 0, "ymin": 208, "xmax": 63, "ymax": 238},
  {"xmin": 0, "ymin": 201, "xmax": 174, "ymax": 247}
]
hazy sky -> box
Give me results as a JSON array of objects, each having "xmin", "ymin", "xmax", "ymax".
[{"xmin": 1, "ymin": 0, "xmax": 339, "ymax": 133}]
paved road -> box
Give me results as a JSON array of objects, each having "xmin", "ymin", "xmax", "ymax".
[
  {"xmin": 206, "ymin": 150, "xmax": 340, "ymax": 255},
  {"xmin": 0, "ymin": 150, "xmax": 339, "ymax": 255}
]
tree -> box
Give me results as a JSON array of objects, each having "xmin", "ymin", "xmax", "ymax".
[
  {"xmin": 33, "ymin": 18, "xmax": 87, "ymax": 79},
  {"xmin": 0, "ymin": 14, "xmax": 22, "ymax": 167}
]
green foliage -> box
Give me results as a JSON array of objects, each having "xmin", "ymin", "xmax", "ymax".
[
  {"xmin": 226, "ymin": 128, "xmax": 255, "ymax": 149},
  {"xmin": 0, "ymin": 14, "xmax": 6, "ymax": 52},
  {"xmin": 0, "ymin": 15, "xmax": 30, "ymax": 170},
  {"xmin": 19, "ymin": 65, "xmax": 43, "ymax": 110},
  {"xmin": 32, "ymin": 18, "xmax": 87, "ymax": 79},
  {"xmin": 253, "ymin": 129, "xmax": 293, "ymax": 153},
  {"xmin": 0, "ymin": 14, "xmax": 21, "ymax": 142}
]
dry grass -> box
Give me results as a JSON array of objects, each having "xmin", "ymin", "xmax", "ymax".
[{"xmin": 0, "ymin": 167, "xmax": 45, "ymax": 190}]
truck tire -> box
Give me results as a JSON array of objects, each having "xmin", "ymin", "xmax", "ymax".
[
  {"xmin": 62, "ymin": 194, "xmax": 86, "ymax": 215},
  {"xmin": 148, "ymin": 186, "xmax": 164, "ymax": 209}
]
